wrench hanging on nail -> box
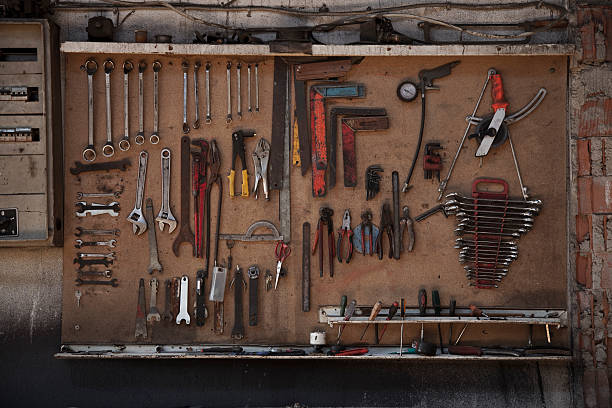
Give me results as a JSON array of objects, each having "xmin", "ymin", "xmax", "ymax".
[
  {"xmin": 156, "ymin": 148, "xmax": 177, "ymax": 233},
  {"xmin": 247, "ymin": 64, "xmax": 252, "ymax": 113},
  {"xmin": 193, "ymin": 61, "xmax": 201, "ymax": 128},
  {"xmin": 226, "ymin": 61, "xmax": 232, "ymax": 123},
  {"xmin": 81, "ymin": 58, "xmax": 98, "ymax": 162},
  {"xmin": 205, "ymin": 62, "xmax": 212, "ymax": 124},
  {"xmin": 127, "ymin": 151, "xmax": 148, "ymax": 234},
  {"xmin": 145, "ymin": 198, "xmax": 163, "ymax": 274},
  {"xmin": 135, "ymin": 61, "xmax": 146, "ymax": 145},
  {"xmin": 255, "ymin": 63, "xmax": 260, "ymax": 112},
  {"xmin": 119, "ymin": 60, "xmax": 133, "ymax": 152},
  {"xmin": 236, "ymin": 63, "xmax": 242, "ymax": 119},
  {"xmin": 182, "ymin": 61, "xmax": 190, "ymax": 134},
  {"xmin": 150, "ymin": 60, "xmax": 161, "ymax": 144}
]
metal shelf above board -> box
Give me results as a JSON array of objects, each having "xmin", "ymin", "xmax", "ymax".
[
  {"xmin": 59, "ymin": 42, "xmax": 575, "ymax": 57},
  {"xmin": 319, "ymin": 306, "xmax": 568, "ymax": 327}
]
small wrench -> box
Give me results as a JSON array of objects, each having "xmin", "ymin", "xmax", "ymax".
[
  {"xmin": 226, "ymin": 61, "xmax": 232, "ymax": 123},
  {"xmin": 81, "ymin": 58, "xmax": 98, "ymax": 162},
  {"xmin": 75, "ymin": 202, "xmax": 120, "ymax": 217},
  {"xmin": 145, "ymin": 198, "xmax": 163, "ymax": 274},
  {"xmin": 77, "ymin": 269, "xmax": 112, "ymax": 278},
  {"xmin": 255, "ymin": 63, "xmax": 260, "ymax": 112},
  {"xmin": 147, "ymin": 278, "xmax": 161, "ymax": 322},
  {"xmin": 236, "ymin": 63, "xmax": 242, "ymax": 119},
  {"xmin": 176, "ymin": 275, "xmax": 191, "ymax": 324},
  {"xmin": 127, "ymin": 151, "xmax": 148, "ymax": 234},
  {"xmin": 193, "ymin": 61, "xmax": 201, "ymax": 129},
  {"xmin": 75, "ymin": 278, "xmax": 118, "ymax": 287},
  {"xmin": 135, "ymin": 278, "xmax": 147, "ymax": 338},
  {"xmin": 76, "ymin": 191, "xmax": 121, "ymax": 200},
  {"xmin": 119, "ymin": 60, "xmax": 133, "ymax": 151},
  {"xmin": 75, "ymin": 227, "xmax": 120, "ymax": 237},
  {"xmin": 182, "ymin": 61, "xmax": 190, "ymax": 133},
  {"xmin": 247, "ymin": 64, "xmax": 252, "ymax": 113},
  {"xmin": 102, "ymin": 59, "xmax": 115, "ymax": 157},
  {"xmin": 76, "ymin": 252, "xmax": 116, "ymax": 260},
  {"xmin": 73, "ymin": 258, "xmax": 113, "ymax": 268},
  {"xmin": 162, "ymin": 279, "xmax": 173, "ymax": 321},
  {"xmin": 135, "ymin": 61, "xmax": 146, "ymax": 145},
  {"xmin": 150, "ymin": 60, "xmax": 161, "ymax": 144},
  {"xmin": 205, "ymin": 62, "xmax": 212, "ymax": 124},
  {"xmin": 75, "ymin": 239, "xmax": 116, "ymax": 249},
  {"xmin": 156, "ymin": 148, "xmax": 177, "ymax": 233}
]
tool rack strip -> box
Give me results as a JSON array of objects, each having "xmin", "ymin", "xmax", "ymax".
[{"xmin": 59, "ymin": 43, "xmax": 571, "ymax": 359}]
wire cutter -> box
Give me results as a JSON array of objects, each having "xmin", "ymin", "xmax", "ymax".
[
  {"xmin": 375, "ymin": 203, "xmax": 395, "ymax": 260},
  {"xmin": 336, "ymin": 209, "xmax": 353, "ymax": 263},
  {"xmin": 252, "ymin": 138, "xmax": 270, "ymax": 200},
  {"xmin": 274, "ymin": 242, "xmax": 291, "ymax": 290},
  {"xmin": 400, "ymin": 206, "xmax": 415, "ymax": 252},
  {"xmin": 228, "ymin": 130, "xmax": 255, "ymax": 197}
]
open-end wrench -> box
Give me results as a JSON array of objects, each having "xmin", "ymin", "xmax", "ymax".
[
  {"xmin": 75, "ymin": 227, "xmax": 120, "ymax": 237},
  {"xmin": 454, "ymin": 212, "xmax": 534, "ymax": 223},
  {"xmin": 77, "ymin": 269, "xmax": 112, "ymax": 278},
  {"xmin": 193, "ymin": 61, "xmax": 201, "ymax": 129},
  {"xmin": 247, "ymin": 64, "xmax": 252, "ymax": 113},
  {"xmin": 455, "ymin": 228, "xmax": 521, "ymax": 238},
  {"xmin": 75, "ymin": 239, "xmax": 116, "ymax": 249},
  {"xmin": 445, "ymin": 199, "xmax": 540, "ymax": 213},
  {"xmin": 205, "ymin": 62, "xmax": 212, "ymax": 124},
  {"xmin": 135, "ymin": 61, "xmax": 146, "ymax": 145},
  {"xmin": 156, "ymin": 148, "xmax": 177, "ymax": 233},
  {"xmin": 255, "ymin": 63, "xmax": 260, "ymax": 112},
  {"xmin": 81, "ymin": 58, "xmax": 98, "ymax": 162},
  {"xmin": 172, "ymin": 137, "xmax": 195, "ymax": 256},
  {"xmin": 102, "ymin": 59, "xmax": 115, "ymax": 157},
  {"xmin": 74, "ymin": 258, "xmax": 113, "ymax": 268},
  {"xmin": 135, "ymin": 278, "xmax": 147, "ymax": 338},
  {"xmin": 236, "ymin": 63, "xmax": 242, "ymax": 119},
  {"xmin": 226, "ymin": 61, "xmax": 232, "ymax": 123},
  {"xmin": 76, "ymin": 191, "xmax": 121, "ymax": 200},
  {"xmin": 162, "ymin": 279, "xmax": 173, "ymax": 322},
  {"xmin": 70, "ymin": 158, "xmax": 131, "ymax": 175},
  {"xmin": 119, "ymin": 60, "xmax": 133, "ymax": 151},
  {"xmin": 445, "ymin": 193, "xmax": 542, "ymax": 207},
  {"xmin": 182, "ymin": 61, "xmax": 190, "ymax": 133},
  {"xmin": 145, "ymin": 198, "xmax": 163, "ymax": 274},
  {"xmin": 176, "ymin": 275, "xmax": 191, "ymax": 325},
  {"xmin": 150, "ymin": 60, "xmax": 161, "ymax": 144},
  {"xmin": 147, "ymin": 278, "xmax": 161, "ymax": 322},
  {"xmin": 127, "ymin": 151, "xmax": 148, "ymax": 234},
  {"xmin": 77, "ymin": 252, "xmax": 116, "ymax": 260},
  {"xmin": 75, "ymin": 278, "xmax": 118, "ymax": 287},
  {"xmin": 75, "ymin": 202, "xmax": 120, "ymax": 217}
]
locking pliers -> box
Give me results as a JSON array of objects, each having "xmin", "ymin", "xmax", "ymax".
[{"xmin": 252, "ymin": 138, "xmax": 270, "ymax": 200}]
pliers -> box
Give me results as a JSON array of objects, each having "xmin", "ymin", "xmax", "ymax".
[
  {"xmin": 336, "ymin": 209, "xmax": 353, "ymax": 263},
  {"xmin": 359, "ymin": 209, "xmax": 375, "ymax": 256},
  {"xmin": 252, "ymin": 138, "xmax": 270, "ymax": 200},
  {"xmin": 228, "ymin": 130, "xmax": 255, "ymax": 197},
  {"xmin": 312, "ymin": 207, "xmax": 335, "ymax": 277},
  {"xmin": 400, "ymin": 206, "xmax": 415, "ymax": 252},
  {"xmin": 375, "ymin": 203, "xmax": 395, "ymax": 260}
]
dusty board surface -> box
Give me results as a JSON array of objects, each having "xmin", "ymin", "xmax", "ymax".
[{"xmin": 61, "ymin": 54, "xmax": 567, "ymax": 348}]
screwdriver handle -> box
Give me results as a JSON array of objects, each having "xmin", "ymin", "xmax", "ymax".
[
  {"xmin": 448, "ymin": 345, "xmax": 482, "ymax": 356},
  {"xmin": 432, "ymin": 290, "xmax": 441, "ymax": 316},
  {"xmin": 418, "ymin": 289, "xmax": 427, "ymax": 316},
  {"xmin": 449, "ymin": 299, "xmax": 456, "ymax": 316},
  {"xmin": 339, "ymin": 295, "xmax": 347, "ymax": 316},
  {"xmin": 400, "ymin": 298, "xmax": 405, "ymax": 318},
  {"xmin": 377, "ymin": 301, "xmax": 399, "ymax": 343},
  {"xmin": 489, "ymin": 74, "xmax": 509, "ymax": 111},
  {"xmin": 368, "ymin": 301, "xmax": 383, "ymax": 321}
]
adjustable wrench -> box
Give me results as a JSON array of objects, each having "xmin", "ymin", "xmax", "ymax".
[
  {"xmin": 193, "ymin": 61, "xmax": 201, "ymax": 129},
  {"xmin": 102, "ymin": 59, "xmax": 115, "ymax": 157},
  {"xmin": 81, "ymin": 58, "xmax": 97, "ymax": 162},
  {"xmin": 236, "ymin": 63, "xmax": 242, "ymax": 119},
  {"xmin": 135, "ymin": 278, "xmax": 147, "ymax": 338},
  {"xmin": 182, "ymin": 61, "xmax": 190, "ymax": 134},
  {"xmin": 156, "ymin": 148, "xmax": 177, "ymax": 233},
  {"xmin": 119, "ymin": 60, "xmax": 133, "ymax": 151},
  {"xmin": 127, "ymin": 151, "xmax": 148, "ymax": 234},
  {"xmin": 226, "ymin": 62, "xmax": 232, "ymax": 123},
  {"xmin": 176, "ymin": 275, "xmax": 191, "ymax": 325},
  {"xmin": 150, "ymin": 60, "xmax": 161, "ymax": 144},
  {"xmin": 205, "ymin": 62, "xmax": 212, "ymax": 124},
  {"xmin": 75, "ymin": 239, "xmax": 116, "ymax": 248},
  {"xmin": 147, "ymin": 278, "xmax": 161, "ymax": 322},
  {"xmin": 145, "ymin": 198, "xmax": 163, "ymax": 274},
  {"xmin": 135, "ymin": 61, "xmax": 146, "ymax": 145}
]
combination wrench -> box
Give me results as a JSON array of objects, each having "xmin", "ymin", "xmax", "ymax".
[
  {"xmin": 247, "ymin": 64, "xmax": 252, "ymax": 113},
  {"xmin": 102, "ymin": 59, "xmax": 115, "ymax": 157},
  {"xmin": 75, "ymin": 278, "xmax": 119, "ymax": 287},
  {"xmin": 236, "ymin": 63, "xmax": 242, "ymax": 119},
  {"xmin": 147, "ymin": 278, "xmax": 161, "ymax": 322},
  {"xmin": 81, "ymin": 58, "xmax": 98, "ymax": 162},
  {"xmin": 75, "ymin": 202, "xmax": 120, "ymax": 217},
  {"xmin": 75, "ymin": 239, "xmax": 116, "ymax": 249},
  {"xmin": 127, "ymin": 151, "xmax": 148, "ymax": 234},
  {"xmin": 135, "ymin": 61, "xmax": 146, "ymax": 145},
  {"xmin": 76, "ymin": 191, "xmax": 121, "ymax": 200},
  {"xmin": 176, "ymin": 275, "xmax": 191, "ymax": 325},
  {"xmin": 119, "ymin": 60, "xmax": 133, "ymax": 151},
  {"xmin": 255, "ymin": 63, "xmax": 260, "ymax": 112},
  {"xmin": 74, "ymin": 227, "xmax": 120, "ymax": 237},
  {"xmin": 145, "ymin": 198, "xmax": 163, "ymax": 274},
  {"xmin": 155, "ymin": 148, "xmax": 177, "ymax": 233},
  {"xmin": 76, "ymin": 252, "xmax": 116, "ymax": 260},
  {"xmin": 226, "ymin": 61, "xmax": 232, "ymax": 123},
  {"xmin": 150, "ymin": 60, "xmax": 161, "ymax": 144},
  {"xmin": 182, "ymin": 61, "xmax": 190, "ymax": 133},
  {"xmin": 193, "ymin": 61, "xmax": 201, "ymax": 129},
  {"xmin": 205, "ymin": 62, "xmax": 211, "ymax": 124},
  {"xmin": 77, "ymin": 269, "xmax": 112, "ymax": 278}
]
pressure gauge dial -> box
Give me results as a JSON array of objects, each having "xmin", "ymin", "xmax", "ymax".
[{"xmin": 397, "ymin": 81, "xmax": 418, "ymax": 102}]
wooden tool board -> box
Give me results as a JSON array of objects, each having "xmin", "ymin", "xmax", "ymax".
[{"xmin": 61, "ymin": 54, "xmax": 568, "ymax": 348}]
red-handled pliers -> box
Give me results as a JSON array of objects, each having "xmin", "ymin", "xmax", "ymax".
[{"xmin": 336, "ymin": 209, "xmax": 353, "ymax": 263}]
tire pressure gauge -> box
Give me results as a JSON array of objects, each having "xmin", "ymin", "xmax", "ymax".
[{"xmin": 397, "ymin": 81, "xmax": 418, "ymax": 102}]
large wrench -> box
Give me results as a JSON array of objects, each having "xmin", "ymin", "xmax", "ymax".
[
  {"xmin": 156, "ymin": 148, "xmax": 177, "ymax": 233},
  {"xmin": 135, "ymin": 61, "xmax": 146, "ymax": 145},
  {"xmin": 182, "ymin": 61, "xmax": 190, "ymax": 133},
  {"xmin": 226, "ymin": 61, "xmax": 232, "ymax": 123},
  {"xmin": 150, "ymin": 60, "xmax": 162, "ymax": 144},
  {"xmin": 172, "ymin": 137, "xmax": 195, "ymax": 256},
  {"xmin": 119, "ymin": 60, "xmax": 133, "ymax": 151},
  {"xmin": 193, "ymin": 61, "xmax": 201, "ymax": 129},
  {"xmin": 127, "ymin": 151, "xmax": 148, "ymax": 234},
  {"xmin": 176, "ymin": 275, "xmax": 191, "ymax": 324},
  {"xmin": 236, "ymin": 63, "xmax": 242, "ymax": 119},
  {"xmin": 145, "ymin": 198, "xmax": 163, "ymax": 274},
  {"xmin": 205, "ymin": 62, "xmax": 211, "ymax": 124},
  {"xmin": 247, "ymin": 64, "xmax": 252, "ymax": 113},
  {"xmin": 102, "ymin": 59, "xmax": 115, "ymax": 157},
  {"xmin": 147, "ymin": 278, "xmax": 161, "ymax": 322},
  {"xmin": 81, "ymin": 58, "xmax": 97, "ymax": 162}
]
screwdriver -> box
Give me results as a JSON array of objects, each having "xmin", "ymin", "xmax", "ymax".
[
  {"xmin": 454, "ymin": 304, "xmax": 487, "ymax": 345},
  {"xmin": 378, "ymin": 301, "xmax": 399, "ymax": 342},
  {"xmin": 336, "ymin": 299, "xmax": 357, "ymax": 344},
  {"xmin": 448, "ymin": 299, "xmax": 456, "ymax": 347},
  {"xmin": 399, "ymin": 298, "xmax": 405, "ymax": 356},
  {"xmin": 359, "ymin": 300, "xmax": 383, "ymax": 341},
  {"xmin": 432, "ymin": 290, "xmax": 444, "ymax": 353},
  {"xmin": 337, "ymin": 295, "xmax": 348, "ymax": 340}
]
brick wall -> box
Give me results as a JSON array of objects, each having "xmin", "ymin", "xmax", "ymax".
[{"xmin": 573, "ymin": 6, "xmax": 612, "ymax": 407}]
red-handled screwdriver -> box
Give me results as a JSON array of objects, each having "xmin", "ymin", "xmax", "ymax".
[{"xmin": 378, "ymin": 301, "xmax": 399, "ymax": 342}]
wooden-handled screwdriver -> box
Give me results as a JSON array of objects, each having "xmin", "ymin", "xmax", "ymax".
[{"xmin": 359, "ymin": 300, "xmax": 383, "ymax": 341}]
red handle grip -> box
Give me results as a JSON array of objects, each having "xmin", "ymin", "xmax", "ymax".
[
  {"xmin": 489, "ymin": 74, "xmax": 509, "ymax": 111},
  {"xmin": 448, "ymin": 345, "xmax": 483, "ymax": 356}
]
